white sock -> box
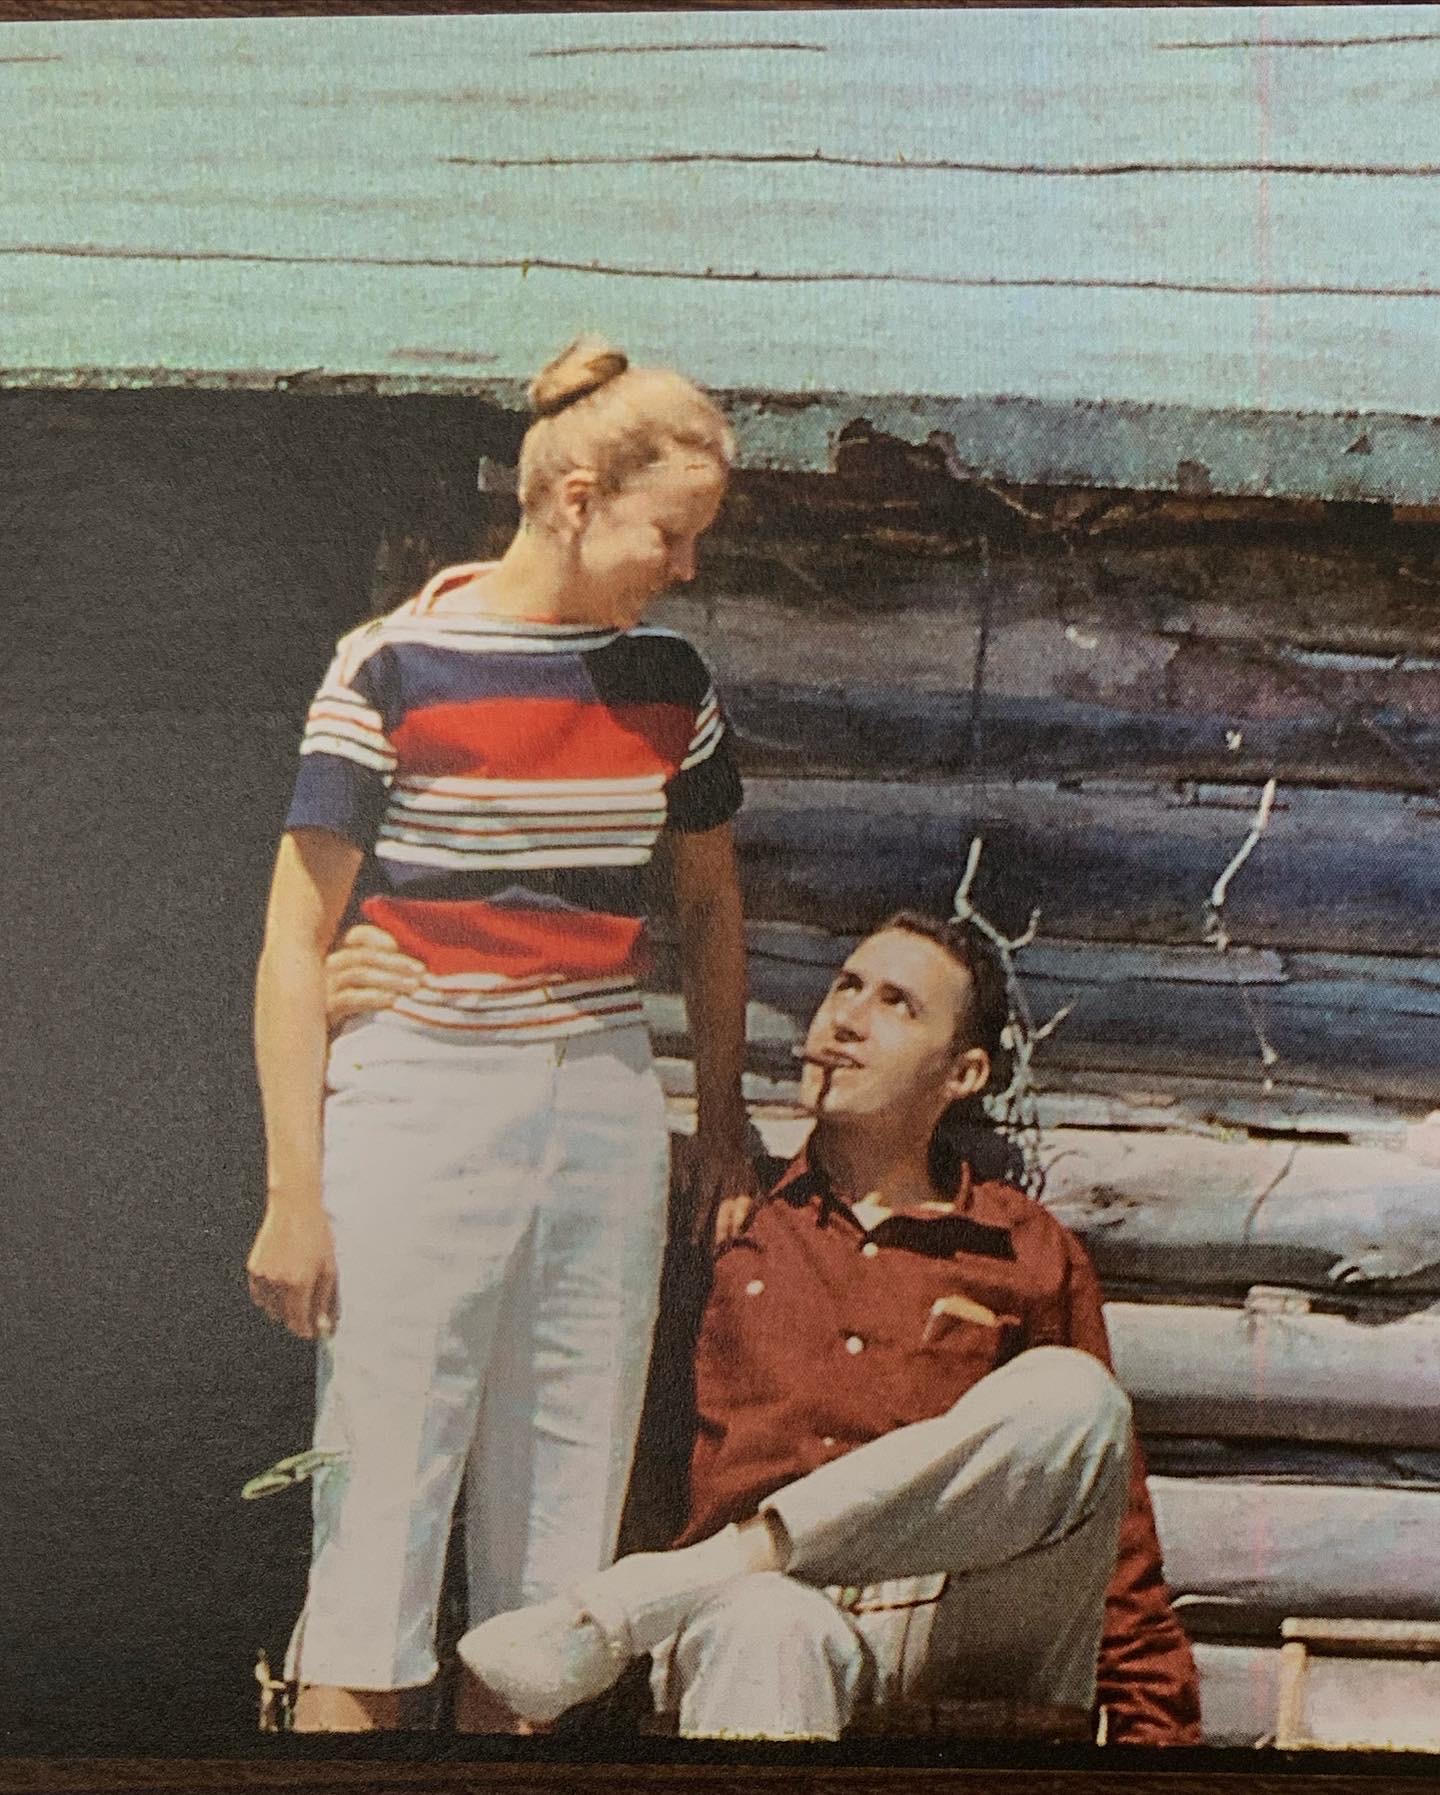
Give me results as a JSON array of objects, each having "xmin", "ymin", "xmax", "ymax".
[{"xmin": 577, "ymin": 1523, "xmax": 767, "ymax": 1657}]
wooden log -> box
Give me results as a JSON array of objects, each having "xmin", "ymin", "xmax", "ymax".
[
  {"xmin": 1150, "ymin": 1477, "xmax": 1440, "ymax": 1637},
  {"xmin": 1008, "ymin": 1074, "xmax": 1405, "ymax": 1146},
  {"xmin": 657, "ymin": 993, "xmax": 1415, "ymax": 1147},
  {"xmin": 664, "ymin": 1090, "xmax": 813, "ymax": 1165},
  {"xmin": 721, "ymin": 680, "xmax": 1440, "ymax": 795},
  {"xmin": 668, "ymin": 546, "xmax": 1440, "ymax": 674},
  {"xmin": 1039, "ymin": 1130, "xmax": 1440, "ymax": 1294},
  {"xmin": 1107, "ymin": 1301, "xmax": 1440, "ymax": 1448},
  {"xmin": 658, "ymin": 553, "xmax": 1440, "ymax": 794},
  {"xmin": 732, "ymin": 775, "xmax": 1440, "ymax": 956},
  {"xmin": 1194, "ymin": 1639, "xmax": 1440, "ymax": 1752}
]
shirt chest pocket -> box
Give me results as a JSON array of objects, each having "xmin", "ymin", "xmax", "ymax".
[{"xmin": 893, "ymin": 1296, "xmax": 1023, "ymax": 1426}]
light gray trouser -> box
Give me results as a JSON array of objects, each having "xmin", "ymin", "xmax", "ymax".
[{"xmin": 651, "ymin": 1345, "xmax": 1132, "ymax": 1738}]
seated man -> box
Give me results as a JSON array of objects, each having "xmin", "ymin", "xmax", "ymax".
[{"xmin": 326, "ymin": 911, "xmax": 1202, "ymax": 1743}]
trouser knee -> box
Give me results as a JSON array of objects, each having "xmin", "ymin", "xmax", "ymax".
[{"xmin": 990, "ymin": 1346, "xmax": 1133, "ymax": 1509}]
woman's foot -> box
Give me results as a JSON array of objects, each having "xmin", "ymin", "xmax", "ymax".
[{"xmin": 290, "ymin": 1683, "xmax": 412, "ymax": 1731}]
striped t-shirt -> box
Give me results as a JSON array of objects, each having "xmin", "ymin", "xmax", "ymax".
[{"xmin": 284, "ymin": 562, "xmax": 743, "ymax": 1041}]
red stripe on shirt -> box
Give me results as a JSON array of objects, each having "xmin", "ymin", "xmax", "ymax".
[
  {"xmin": 361, "ymin": 895, "xmax": 648, "ymax": 982},
  {"xmin": 389, "ymin": 698, "xmax": 695, "ymax": 781}
]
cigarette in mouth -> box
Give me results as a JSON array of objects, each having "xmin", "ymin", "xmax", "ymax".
[{"xmin": 792, "ymin": 1046, "xmax": 841, "ymax": 1111}]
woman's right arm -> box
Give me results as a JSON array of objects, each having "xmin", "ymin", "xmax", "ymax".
[{"xmin": 247, "ymin": 828, "xmax": 363, "ymax": 1340}]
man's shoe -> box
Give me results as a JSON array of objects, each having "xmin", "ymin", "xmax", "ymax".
[
  {"xmin": 457, "ymin": 1596, "xmax": 631, "ymax": 1725},
  {"xmin": 454, "ymin": 1665, "xmax": 557, "ymax": 1735}
]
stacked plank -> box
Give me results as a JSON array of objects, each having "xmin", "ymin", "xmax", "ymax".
[{"xmin": 647, "ymin": 540, "xmax": 1440, "ymax": 1747}]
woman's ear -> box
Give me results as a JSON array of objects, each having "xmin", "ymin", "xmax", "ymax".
[
  {"xmin": 945, "ymin": 1045, "xmax": 991, "ymax": 1106},
  {"xmin": 554, "ymin": 467, "xmax": 597, "ymax": 534}
]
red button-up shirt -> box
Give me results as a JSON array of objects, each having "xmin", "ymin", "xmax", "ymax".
[{"xmin": 678, "ymin": 1148, "xmax": 1202, "ymax": 1746}]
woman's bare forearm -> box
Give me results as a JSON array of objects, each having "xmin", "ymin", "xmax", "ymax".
[
  {"xmin": 255, "ymin": 936, "xmax": 332, "ymax": 1211},
  {"xmin": 254, "ymin": 831, "xmax": 364, "ymax": 1212}
]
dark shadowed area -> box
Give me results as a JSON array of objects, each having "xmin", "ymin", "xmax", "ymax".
[{"xmin": 0, "ymin": 388, "xmax": 509, "ymax": 1743}]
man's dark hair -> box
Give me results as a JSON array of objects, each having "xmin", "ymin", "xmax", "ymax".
[{"xmin": 874, "ymin": 910, "xmax": 1025, "ymax": 1189}]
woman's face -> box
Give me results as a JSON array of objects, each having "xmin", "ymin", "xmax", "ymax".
[{"xmin": 570, "ymin": 452, "xmax": 727, "ymax": 629}]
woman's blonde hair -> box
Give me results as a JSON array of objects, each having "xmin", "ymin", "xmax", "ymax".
[{"xmin": 517, "ymin": 335, "xmax": 734, "ymax": 518}]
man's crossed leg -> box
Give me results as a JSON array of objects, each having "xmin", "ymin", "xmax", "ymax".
[{"xmin": 460, "ymin": 1345, "xmax": 1131, "ymax": 1738}]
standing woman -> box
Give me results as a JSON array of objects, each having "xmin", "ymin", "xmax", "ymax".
[{"xmin": 246, "ymin": 338, "xmax": 753, "ymax": 1731}]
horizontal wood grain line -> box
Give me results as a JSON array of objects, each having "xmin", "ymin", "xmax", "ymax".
[
  {"xmin": 445, "ymin": 151, "xmax": 1440, "ymax": 178},
  {"xmin": 1159, "ymin": 31, "xmax": 1440, "ymax": 50},
  {"xmin": 531, "ymin": 40, "xmax": 827, "ymax": 57},
  {"xmin": 13, "ymin": 241, "xmax": 1440, "ymax": 301}
]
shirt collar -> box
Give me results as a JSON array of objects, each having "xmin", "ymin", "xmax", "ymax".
[
  {"xmin": 768, "ymin": 1141, "xmax": 1016, "ymax": 1262},
  {"xmin": 768, "ymin": 1137, "xmax": 977, "ymax": 1223}
]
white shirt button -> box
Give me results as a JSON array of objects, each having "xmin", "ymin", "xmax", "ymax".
[
  {"xmin": 860, "ymin": 1242, "xmax": 880, "ymax": 1258},
  {"xmin": 745, "ymin": 1278, "xmax": 765, "ymax": 1297},
  {"xmin": 845, "ymin": 1334, "xmax": 865, "ymax": 1355},
  {"xmin": 821, "ymin": 1436, "xmax": 837, "ymax": 1450}
]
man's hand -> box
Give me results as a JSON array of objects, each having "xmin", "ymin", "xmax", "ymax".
[
  {"xmin": 684, "ymin": 1131, "xmax": 760, "ymax": 1249},
  {"xmin": 325, "ymin": 923, "xmax": 424, "ymax": 1028},
  {"xmin": 246, "ymin": 1203, "xmax": 339, "ymax": 1341}
]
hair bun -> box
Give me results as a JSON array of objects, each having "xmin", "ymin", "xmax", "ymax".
[{"xmin": 528, "ymin": 335, "xmax": 629, "ymax": 418}]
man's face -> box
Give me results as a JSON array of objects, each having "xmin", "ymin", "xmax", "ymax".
[{"xmin": 799, "ymin": 929, "xmax": 989, "ymax": 1126}]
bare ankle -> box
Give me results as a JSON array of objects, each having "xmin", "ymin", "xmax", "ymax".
[{"xmin": 291, "ymin": 1683, "xmax": 411, "ymax": 1731}]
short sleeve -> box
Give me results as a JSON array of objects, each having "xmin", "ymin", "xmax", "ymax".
[
  {"xmin": 283, "ymin": 626, "xmax": 396, "ymax": 850},
  {"xmin": 666, "ymin": 674, "xmax": 744, "ymax": 834}
]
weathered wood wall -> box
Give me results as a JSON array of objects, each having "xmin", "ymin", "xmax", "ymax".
[{"xmin": 15, "ymin": 11, "xmax": 1440, "ymax": 503}]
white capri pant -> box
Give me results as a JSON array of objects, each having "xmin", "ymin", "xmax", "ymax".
[{"xmin": 286, "ymin": 1014, "xmax": 670, "ymax": 1691}]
